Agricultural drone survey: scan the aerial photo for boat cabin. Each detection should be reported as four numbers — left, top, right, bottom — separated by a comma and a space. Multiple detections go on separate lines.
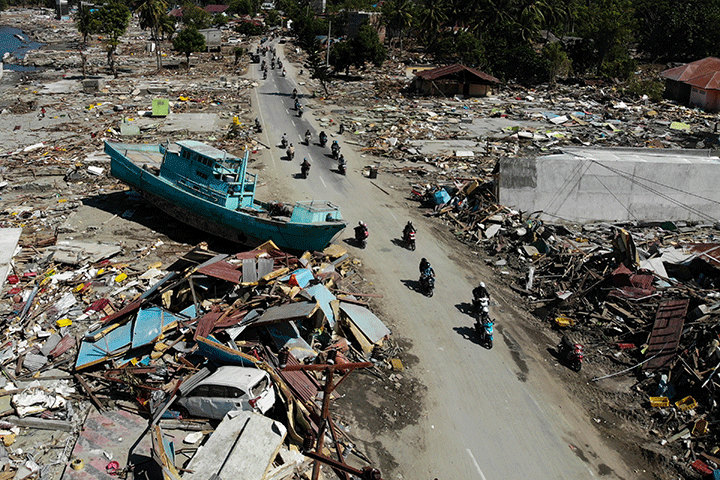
290, 201, 343, 223
160, 140, 257, 210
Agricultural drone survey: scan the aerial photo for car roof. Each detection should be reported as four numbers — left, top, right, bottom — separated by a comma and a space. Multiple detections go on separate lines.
197, 366, 267, 389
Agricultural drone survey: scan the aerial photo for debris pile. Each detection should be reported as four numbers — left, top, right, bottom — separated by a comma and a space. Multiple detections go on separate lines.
0, 235, 397, 479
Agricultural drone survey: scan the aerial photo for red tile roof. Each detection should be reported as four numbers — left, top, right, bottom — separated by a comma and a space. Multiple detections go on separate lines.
415, 63, 500, 84
660, 57, 720, 91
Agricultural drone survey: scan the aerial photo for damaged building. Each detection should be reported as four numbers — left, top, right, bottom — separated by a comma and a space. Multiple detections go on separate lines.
411, 64, 500, 98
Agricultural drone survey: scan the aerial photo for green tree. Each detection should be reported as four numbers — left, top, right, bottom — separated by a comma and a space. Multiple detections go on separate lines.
173, 26, 206, 66
75, 3, 95, 44
233, 46, 246, 65
542, 41, 570, 85
182, 4, 211, 29
93, 1, 131, 77
329, 40, 354, 75
350, 21, 386, 70
574, 0, 635, 76
417, 0, 447, 49
227, 0, 258, 15
159, 14, 176, 40
306, 40, 331, 95
266, 10, 281, 26
382, 0, 414, 51
136, 0, 169, 71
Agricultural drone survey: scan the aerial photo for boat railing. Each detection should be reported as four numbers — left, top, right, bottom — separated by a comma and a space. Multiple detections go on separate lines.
176, 176, 227, 204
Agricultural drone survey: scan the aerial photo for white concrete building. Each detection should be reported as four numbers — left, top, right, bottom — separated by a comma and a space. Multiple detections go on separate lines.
499, 147, 720, 223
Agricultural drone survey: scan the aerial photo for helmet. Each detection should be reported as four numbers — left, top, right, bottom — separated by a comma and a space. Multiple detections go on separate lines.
479, 282, 486, 288
421, 257, 427, 263
358, 221, 363, 226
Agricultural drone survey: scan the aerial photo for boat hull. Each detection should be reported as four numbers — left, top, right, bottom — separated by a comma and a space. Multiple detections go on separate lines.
105, 142, 346, 252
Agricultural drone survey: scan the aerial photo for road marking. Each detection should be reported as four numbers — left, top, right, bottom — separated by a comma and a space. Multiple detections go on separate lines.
319, 176, 326, 187
466, 449, 487, 480
389, 210, 397, 221
253, 87, 274, 169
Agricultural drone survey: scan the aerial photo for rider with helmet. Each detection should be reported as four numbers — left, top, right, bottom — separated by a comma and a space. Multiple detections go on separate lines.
473, 282, 489, 301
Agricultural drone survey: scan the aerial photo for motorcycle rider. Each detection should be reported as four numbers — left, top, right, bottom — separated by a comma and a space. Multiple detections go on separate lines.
301, 158, 311, 177
319, 130, 327, 147
304, 129, 312, 145
339, 123, 345, 134
281, 133, 288, 148
254, 117, 262, 132
472, 282, 489, 302
403, 221, 415, 241
294, 99, 300, 110
331, 140, 340, 159
298, 105, 304, 118
282, 68, 286, 77
292, 88, 297, 99
355, 221, 369, 244
263, 70, 267, 79
287, 143, 295, 160
338, 154, 347, 173
419, 258, 434, 278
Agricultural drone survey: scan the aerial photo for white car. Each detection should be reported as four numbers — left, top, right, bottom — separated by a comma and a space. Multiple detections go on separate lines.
175, 366, 275, 420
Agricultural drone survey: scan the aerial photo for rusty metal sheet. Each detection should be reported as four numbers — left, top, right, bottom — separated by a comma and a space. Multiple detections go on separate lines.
198, 260, 242, 283
644, 299, 689, 372
194, 309, 224, 340
686, 243, 720, 267
415, 63, 500, 83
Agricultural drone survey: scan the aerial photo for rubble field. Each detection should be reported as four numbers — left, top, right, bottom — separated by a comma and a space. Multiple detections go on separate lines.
1, 6, 720, 479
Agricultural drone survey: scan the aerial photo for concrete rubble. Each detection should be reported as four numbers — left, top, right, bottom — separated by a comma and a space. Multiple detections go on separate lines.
3, 4, 720, 478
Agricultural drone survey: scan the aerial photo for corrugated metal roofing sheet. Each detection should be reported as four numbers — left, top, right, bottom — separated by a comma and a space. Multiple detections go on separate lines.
660, 57, 720, 91
339, 302, 391, 344
198, 260, 242, 283
643, 299, 689, 372
415, 63, 500, 83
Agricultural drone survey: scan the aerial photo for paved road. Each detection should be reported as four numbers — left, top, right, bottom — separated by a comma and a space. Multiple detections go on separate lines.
252, 40, 633, 480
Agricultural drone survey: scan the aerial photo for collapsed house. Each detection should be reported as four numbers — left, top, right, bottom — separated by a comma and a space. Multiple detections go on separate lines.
411, 64, 500, 98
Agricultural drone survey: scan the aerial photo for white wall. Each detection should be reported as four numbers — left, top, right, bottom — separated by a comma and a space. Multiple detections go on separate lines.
499, 148, 720, 223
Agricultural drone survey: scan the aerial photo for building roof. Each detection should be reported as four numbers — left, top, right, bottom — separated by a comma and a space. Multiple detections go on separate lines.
205, 4, 229, 13
660, 57, 720, 91
415, 64, 500, 84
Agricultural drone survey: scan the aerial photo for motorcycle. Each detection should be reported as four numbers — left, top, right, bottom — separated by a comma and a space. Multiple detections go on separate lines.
286, 147, 294, 160
403, 229, 416, 251
255, 119, 262, 133
339, 123, 345, 134
298, 107, 303, 118
282, 69, 286, 77
338, 158, 347, 175
558, 336, 584, 372
331, 145, 340, 161
473, 296, 494, 349
263, 71, 267, 79
301, 161, 310, 179
419, 273, 435, 297
319, 134, 327, 148
281, 137, 288, 149
294, 100, 300, 111
304, 133, 312, 145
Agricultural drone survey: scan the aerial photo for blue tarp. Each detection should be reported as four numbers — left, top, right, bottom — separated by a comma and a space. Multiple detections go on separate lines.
433, 189, 451, 205
76, 322, 134, 369
304, 284, 337, 328
279, 268, 314, 288
132, 304, 196, 348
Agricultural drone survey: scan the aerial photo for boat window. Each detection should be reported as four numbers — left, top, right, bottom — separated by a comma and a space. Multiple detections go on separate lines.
181, 150, 190, 159
196, 171, 208, 179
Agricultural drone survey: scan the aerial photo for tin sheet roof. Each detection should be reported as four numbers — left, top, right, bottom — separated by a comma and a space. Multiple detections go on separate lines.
660, 57, 720, 91
644, 299, 689, 372
415, 63, 500, 84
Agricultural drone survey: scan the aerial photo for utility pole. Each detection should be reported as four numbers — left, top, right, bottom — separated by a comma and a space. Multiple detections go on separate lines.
326, 20, 331, 66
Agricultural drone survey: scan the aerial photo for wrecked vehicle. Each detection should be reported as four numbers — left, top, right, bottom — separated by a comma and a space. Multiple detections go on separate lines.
174, 366, 276, 420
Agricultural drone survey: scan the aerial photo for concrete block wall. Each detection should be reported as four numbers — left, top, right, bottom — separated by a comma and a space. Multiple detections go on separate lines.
499, 148, 720, 223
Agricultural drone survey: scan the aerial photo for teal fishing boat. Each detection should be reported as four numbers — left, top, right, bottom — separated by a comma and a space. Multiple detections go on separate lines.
104, 140, 346, 252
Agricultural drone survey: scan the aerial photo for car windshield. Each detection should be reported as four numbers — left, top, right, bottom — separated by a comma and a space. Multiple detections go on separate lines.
251, 375, 269, 397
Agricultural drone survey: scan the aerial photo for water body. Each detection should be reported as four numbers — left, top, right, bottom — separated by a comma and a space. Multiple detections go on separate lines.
0, 25, 43, 71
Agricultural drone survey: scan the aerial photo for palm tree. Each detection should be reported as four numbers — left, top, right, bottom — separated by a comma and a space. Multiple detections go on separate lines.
137, 0, 169, 71
382, 0, 414, 52
418, 0, 447, 49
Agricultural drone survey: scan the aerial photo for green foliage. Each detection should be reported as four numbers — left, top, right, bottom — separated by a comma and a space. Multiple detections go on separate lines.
159, 14, 176, 40
93, 1, 131, 76
227, 0, 259, 16
265, 10, 281, 27
235, 21, 263, 36
634, 0, 720, 62
621, 76, 665, 103
213, 14, 228, 27
136, 0, 168, 70
233, 46, 246, 65
574, 0, 636, 76
487, 40, 549, 85
382, 0, 415, 50
329, 40, 353, 75
542, 42, 570, 85
0, 0, 6, 10
350, 21, 386, 69
74, 3, 95, 44
306, 41, 331, 95
182, 4, 211, 29
428, 31, 484, 66
173, 26, 206, 65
